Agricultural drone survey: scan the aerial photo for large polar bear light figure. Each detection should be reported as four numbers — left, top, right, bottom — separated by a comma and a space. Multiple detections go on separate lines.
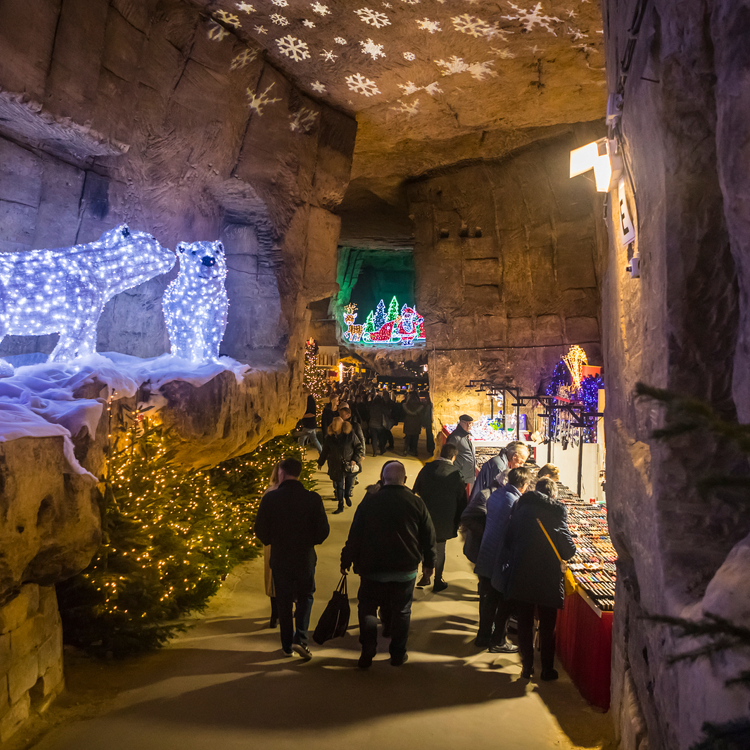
0, 224, 175, 362
162, 240, 228, 363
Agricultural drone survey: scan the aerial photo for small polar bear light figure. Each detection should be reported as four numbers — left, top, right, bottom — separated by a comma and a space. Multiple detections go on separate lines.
162, 240, 229, 363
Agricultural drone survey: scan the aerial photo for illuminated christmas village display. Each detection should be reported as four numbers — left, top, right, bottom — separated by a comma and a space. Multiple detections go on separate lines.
342, 298, 425, 347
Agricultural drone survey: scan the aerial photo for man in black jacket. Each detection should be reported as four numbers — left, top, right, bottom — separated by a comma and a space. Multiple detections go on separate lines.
446, 414, 477, 489
412, 443, 466, 592
341, 461, 436, 668
254, 457, 330, 659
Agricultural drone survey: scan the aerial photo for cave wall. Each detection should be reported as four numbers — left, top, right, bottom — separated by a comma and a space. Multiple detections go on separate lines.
0, 0, 355, 370
601, 1, 750, 748
407, 128, 604, 427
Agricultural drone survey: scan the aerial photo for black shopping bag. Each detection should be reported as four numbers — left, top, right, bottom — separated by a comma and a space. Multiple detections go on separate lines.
313, 574, 350, 645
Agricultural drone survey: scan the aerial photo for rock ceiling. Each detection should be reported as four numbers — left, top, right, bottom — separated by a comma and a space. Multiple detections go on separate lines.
198, 0, 606, 199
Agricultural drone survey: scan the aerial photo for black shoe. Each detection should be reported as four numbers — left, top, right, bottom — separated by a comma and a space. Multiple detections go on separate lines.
269, 614, 278, 629
390, 653, 408, 667
416, 575, 431, 588
489, 641, 519, 654
333, 505, 344, 514
474, 636, 491, 649
292, 643, 313, 661
345, 496, 352, 507
521, 666, 534, 679
432, 580, 448, 593
358, 651, 375, 669
540, 668, 559, 681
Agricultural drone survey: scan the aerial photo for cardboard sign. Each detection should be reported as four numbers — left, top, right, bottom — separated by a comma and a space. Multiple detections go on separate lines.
617, 177, 636, 247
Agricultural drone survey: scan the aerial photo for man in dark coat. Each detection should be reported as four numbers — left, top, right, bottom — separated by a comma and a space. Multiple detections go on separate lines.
468, 440, 530, 504
321, 392, 339, 436
446, 414, 477, 489
412, 443, 466, 592
473, 466, 531, 651
254, 457, 330, 660
341, 461, 436, 668
496, 477, 576, 680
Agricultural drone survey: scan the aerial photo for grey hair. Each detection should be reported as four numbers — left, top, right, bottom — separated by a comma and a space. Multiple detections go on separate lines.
506, 441, 530, 458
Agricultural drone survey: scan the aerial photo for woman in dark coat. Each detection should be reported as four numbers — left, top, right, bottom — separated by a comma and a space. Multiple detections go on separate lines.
318, 416, 364, 514
495, 477, 576, 681
367, 394, 388, 456
402, 393, 424, 456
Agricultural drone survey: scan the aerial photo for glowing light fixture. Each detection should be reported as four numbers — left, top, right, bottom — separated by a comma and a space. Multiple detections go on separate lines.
570, 138, 622, 192
163, 241, 228, 363
0, 225, 175, 366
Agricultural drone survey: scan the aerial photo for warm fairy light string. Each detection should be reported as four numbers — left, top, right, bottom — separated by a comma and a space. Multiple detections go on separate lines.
304, 339, 330, 417
563, 344, 588, 391
163, 241, 229, 363
0, 224, 175, 364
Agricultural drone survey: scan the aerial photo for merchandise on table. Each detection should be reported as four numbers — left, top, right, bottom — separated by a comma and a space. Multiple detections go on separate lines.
528, 464, 616, 613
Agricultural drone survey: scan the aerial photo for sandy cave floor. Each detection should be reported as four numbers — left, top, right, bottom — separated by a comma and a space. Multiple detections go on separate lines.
13, 430, 615, 750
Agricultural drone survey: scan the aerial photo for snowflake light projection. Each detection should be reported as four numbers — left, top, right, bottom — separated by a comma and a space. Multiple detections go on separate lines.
311, 80, 327, 93
207, 21, 231, 41
302, 19, 316, 28
246, 82, 281, 115
276, 35, 310, 61
451, 14, 494, 38
311, 2, 330, 15
230, 48, 259, 70
270, 13, 289, 26
349, 296, 425, 347
345, 73, 381, 96
289, 107, 319, 132
391, 99, 420, 117
334, 37, 348, 45
398, 80, 441, 96
320, 49, 338, 61
360, 39, 386, 60
271, 0, 288, 6
215, 10, 241, 28
237, 2, 255, 12
354, 7, 391, 28
416, 18, 442, 33
255, 25, 267, 33
0, 225, 175, 363
503, 2, 563, 35
163, 241, 228, 363
435, 56, 497, 81
403, 51, 415, 60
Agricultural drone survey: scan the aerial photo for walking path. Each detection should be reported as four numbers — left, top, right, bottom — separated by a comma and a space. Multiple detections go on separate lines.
28, 436, 614, 750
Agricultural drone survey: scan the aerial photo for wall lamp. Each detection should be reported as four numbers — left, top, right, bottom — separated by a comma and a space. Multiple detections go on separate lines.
570, 138, 622, 192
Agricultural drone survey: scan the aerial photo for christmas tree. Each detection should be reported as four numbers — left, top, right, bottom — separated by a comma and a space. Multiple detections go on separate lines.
362, 311, 375, 340
386, 296, 399, 322
56, 415, 316, 658
373, 299, 387, 331
303, 338, 328, 417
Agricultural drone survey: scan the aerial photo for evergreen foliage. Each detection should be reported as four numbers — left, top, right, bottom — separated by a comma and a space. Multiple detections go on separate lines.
386, 296, 399, 322
362, 311, 375, 336
57, 417, 316, 658
373, 299, 387, 330
636, 383, 750, 748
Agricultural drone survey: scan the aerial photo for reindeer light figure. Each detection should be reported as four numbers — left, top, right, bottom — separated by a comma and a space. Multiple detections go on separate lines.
342, 303, 363, 342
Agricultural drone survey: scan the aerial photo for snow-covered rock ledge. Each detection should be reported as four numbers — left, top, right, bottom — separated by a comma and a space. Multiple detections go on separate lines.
0, 352, 302, 601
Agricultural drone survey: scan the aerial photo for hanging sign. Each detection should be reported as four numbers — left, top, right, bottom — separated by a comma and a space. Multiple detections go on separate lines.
617, 177, 636, 247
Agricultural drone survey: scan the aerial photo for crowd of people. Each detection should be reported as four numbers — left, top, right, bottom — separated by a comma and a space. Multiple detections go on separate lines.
299, 381, 435, 513
255, 394, 577, 680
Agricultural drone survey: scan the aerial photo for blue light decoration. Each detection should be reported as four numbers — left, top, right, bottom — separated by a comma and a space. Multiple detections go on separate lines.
342, 297, 425, 347
545, 349, 604, 442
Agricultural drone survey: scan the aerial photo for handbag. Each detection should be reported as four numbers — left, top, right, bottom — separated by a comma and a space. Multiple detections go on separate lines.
537, 519, 578, 597
312, 574, 350, 644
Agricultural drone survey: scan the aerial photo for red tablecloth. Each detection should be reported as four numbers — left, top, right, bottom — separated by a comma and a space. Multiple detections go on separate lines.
556, 590, 613, 710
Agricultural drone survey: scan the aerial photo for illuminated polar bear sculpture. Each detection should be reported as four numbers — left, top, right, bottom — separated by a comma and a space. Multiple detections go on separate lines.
0, 224, 175, 363
162, 240, 228, 363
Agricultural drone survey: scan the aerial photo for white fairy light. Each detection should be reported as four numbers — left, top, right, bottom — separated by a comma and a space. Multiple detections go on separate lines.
0, 224, 175, 363
162, 241, 229, 363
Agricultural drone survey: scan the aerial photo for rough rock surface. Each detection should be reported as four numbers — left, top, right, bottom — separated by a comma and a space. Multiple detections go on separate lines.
0, 585, 64, 743
407, 127, 603, 426
601, 1, 750, 747
0, 438, 100, 600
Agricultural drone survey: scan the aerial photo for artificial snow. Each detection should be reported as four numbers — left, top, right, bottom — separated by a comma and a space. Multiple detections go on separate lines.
0, 352, 250, 478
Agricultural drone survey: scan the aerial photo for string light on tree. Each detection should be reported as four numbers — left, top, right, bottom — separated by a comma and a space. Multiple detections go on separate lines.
0, 224, 174, 370
303, 339, 329, 417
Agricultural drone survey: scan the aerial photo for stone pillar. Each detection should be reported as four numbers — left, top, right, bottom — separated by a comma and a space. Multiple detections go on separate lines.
0, 585, 63, 742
